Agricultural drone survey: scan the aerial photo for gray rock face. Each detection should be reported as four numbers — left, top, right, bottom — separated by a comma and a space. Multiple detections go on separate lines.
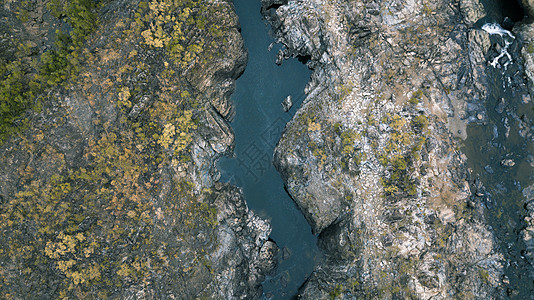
515, 16, 534, 286
522, 184, 534, 270
0, 0, 275, 298
519, 22, 534, 103
209, 183, 276, 299
263, 0, 506, 298
522, 0, 534, 21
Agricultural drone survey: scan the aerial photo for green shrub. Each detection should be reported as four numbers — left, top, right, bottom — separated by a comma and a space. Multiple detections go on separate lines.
39, 31, 72, 85
41, 0, 99, 81
411, 115, 428, 133
62, 0, 99, 46
330, 284, 343, 299
0, 0, 99, 143
0, 42, 40, 142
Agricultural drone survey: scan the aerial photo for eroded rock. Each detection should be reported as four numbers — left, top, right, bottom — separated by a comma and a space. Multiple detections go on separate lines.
264, 0, 506, 298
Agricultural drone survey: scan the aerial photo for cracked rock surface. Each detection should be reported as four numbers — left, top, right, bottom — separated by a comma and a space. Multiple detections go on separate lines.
263, 0, 508, 298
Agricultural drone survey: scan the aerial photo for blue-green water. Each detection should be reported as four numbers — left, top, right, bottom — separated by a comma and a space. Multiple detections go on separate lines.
462, 72, 534, 298
461, 21, 534, 297
219, 1, 534, 298
217, 0, 320, 298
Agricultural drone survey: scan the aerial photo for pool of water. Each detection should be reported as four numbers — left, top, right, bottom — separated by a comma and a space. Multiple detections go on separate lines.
217, 0, 320, 298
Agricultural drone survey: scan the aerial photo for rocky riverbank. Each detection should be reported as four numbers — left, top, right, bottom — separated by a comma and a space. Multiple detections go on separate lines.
262, 0, 514, 298
0, 0, 276, 298
517, 5, 534, 288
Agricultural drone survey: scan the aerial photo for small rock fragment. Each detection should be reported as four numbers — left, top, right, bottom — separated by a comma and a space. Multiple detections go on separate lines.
282, 95, 293, 112
501, 159, 515, 167
495, 97, 506, 114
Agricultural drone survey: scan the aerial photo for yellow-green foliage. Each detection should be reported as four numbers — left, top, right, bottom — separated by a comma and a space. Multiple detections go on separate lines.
408, 90, 423, 105
40, 0, 99, 84
478, 267, 490, 283
0, 0, 99, 143
0, 123, 217, 296
39, 30, 77, 85
47, 0, 99, 47
337, 82, 354, 103
41, 0, 99, 83
0, 0, 229, 297
0, 41, 40, 142
411, 115, 428, 132
376, 112, 430, 197
332, 124, 365, 173
341, 128, 359, 155
310, 141, 327, 167
0, 130, 154, 292
118, 86, 131, 107
371, 250, 421, 299
308, 119, 321, 131
128, 0, 227, 69
157, 110, 197, 155
330, 284, 344, 299
422, 2, 433, 16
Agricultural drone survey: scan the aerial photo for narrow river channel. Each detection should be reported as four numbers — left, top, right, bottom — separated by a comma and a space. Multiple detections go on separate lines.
219, 0, 534, 298
463, 0, 534, 296
217, 0, 320, 298
462, 50, 534, 298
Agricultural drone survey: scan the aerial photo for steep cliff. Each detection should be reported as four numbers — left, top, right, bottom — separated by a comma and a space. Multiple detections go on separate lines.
0, 0, 276, 298
263, 0, 508, 298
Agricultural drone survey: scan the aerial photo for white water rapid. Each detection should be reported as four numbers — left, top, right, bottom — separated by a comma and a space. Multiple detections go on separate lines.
482, 23, 515, 69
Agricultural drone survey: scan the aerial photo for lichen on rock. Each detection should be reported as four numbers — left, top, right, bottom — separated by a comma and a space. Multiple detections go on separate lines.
264, 0, 506, 298
0, 0, 274, 298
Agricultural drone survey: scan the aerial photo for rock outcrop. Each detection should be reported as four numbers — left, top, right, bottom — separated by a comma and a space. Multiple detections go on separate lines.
0, 0, 275, 298
522, 184, 534, 271
516, 5, 534, 286
263, 0, 507, 298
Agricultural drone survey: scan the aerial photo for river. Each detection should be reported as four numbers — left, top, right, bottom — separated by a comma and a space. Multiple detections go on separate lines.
219, 0, 534, 298
463, 0, 534, 296
217, 0, 320, 298
462, 52, 534, 297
